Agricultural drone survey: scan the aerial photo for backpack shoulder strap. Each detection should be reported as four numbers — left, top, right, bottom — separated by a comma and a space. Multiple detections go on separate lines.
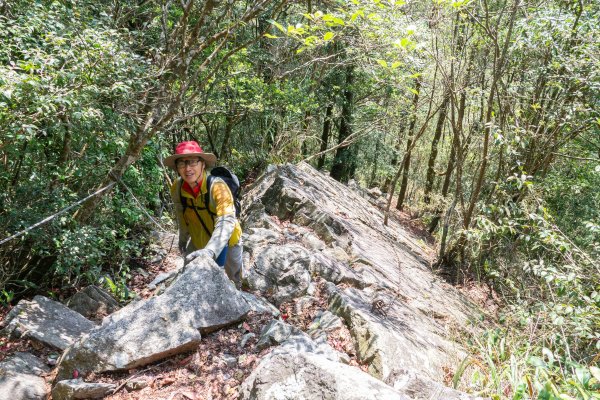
176, 177, 188, 214
205, 175, 216, 216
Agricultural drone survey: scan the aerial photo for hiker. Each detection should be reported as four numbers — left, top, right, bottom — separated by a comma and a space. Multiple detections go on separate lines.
165, 141, 243, 287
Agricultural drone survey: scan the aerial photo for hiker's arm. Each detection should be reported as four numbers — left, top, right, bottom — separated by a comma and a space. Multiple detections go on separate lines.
203, 181, 236, 258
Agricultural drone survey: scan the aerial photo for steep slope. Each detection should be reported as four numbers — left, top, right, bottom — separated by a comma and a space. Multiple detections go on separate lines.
240, 162, 485, 396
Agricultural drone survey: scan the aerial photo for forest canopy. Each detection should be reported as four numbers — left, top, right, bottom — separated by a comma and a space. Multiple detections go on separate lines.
0, 0, 598, 398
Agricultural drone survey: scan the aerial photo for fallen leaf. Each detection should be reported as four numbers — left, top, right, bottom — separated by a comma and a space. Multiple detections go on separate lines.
180, 390, 196, 399
160, 376, 176, 387
179, 354, 194, 365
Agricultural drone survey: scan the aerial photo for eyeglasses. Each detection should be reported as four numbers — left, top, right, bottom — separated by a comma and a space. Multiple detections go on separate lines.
176, 159, 202, 169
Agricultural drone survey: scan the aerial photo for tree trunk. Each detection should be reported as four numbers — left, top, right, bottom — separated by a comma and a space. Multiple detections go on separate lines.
317, 102, 333, 170
330, 65, 355, 183
301, 110, 311, 158
369, 136, 381, 187
424, 93, 449, 204
463, 0, 519, 230
220, 95, 239, 162
11, 141, 28, 188
429, 58, 472, 232
396, 77, 421, 210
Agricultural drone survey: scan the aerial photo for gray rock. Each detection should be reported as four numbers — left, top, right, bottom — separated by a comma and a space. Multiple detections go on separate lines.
390, 368, 489, 400
242, 162, 483, 389
146, 267, 182, 290
125, 378, 148, 391
367, 187, 383, 198
301, 231, 325, 251
0, 352, 49, 376
240, 291, 280, 317
247, 244, 312, 305
310, 253, 364, 286
243, 227, 283, 256
242, 202, 282, 232
66, 285, 119, 319
256, 320, 344, 363
0, 352, 49, 400
240, 332, 256, 348
329, 288, 467, 383
240, 352, 408, 400
55, 260, 250, 381
307, 311, 343, 335
272, 333, 346, 364
1, 295, 95, 350
255, 319, 300, 351
221, 354, 238, 368
52, 379, 115, 400
0, 372, 47, 400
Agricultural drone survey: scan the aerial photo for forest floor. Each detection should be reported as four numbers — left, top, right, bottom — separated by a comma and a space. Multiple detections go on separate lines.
0, 202, 499, 399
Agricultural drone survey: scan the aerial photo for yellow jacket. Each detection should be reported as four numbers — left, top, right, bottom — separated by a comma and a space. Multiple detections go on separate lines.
170, 172, 242, 251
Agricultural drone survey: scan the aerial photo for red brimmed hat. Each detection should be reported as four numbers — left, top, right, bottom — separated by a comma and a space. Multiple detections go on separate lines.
164, 141, 217, 169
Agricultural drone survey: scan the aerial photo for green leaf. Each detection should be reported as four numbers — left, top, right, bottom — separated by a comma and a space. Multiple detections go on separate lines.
542, 347, 554, 364
263, 33, 279, 39
558, 395, 576, 400
391, 61, 402, 69
269, 20, 286, 33
452, 356, 473, 388
528, 356, 546, 368
323, 32, 334, 41
590, 366, 600, 382
377, 59, 388, 68
350, 9, 365, 21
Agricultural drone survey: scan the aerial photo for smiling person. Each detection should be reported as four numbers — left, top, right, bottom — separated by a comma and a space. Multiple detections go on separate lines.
165, 141, 243, 287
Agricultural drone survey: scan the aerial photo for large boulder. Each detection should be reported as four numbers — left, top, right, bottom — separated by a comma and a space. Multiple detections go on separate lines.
329, 287, 467, 384
66, 285, 119, 319
255, 319, 345, 363
241, 163, 484, 395
240, 352, 409, 400
52, 379, 116, 400
54, 260, 250, 381
246, 244, 312, 305
1, 295, 95, 350
390, 368, 488, 400
0, 352, 50, 400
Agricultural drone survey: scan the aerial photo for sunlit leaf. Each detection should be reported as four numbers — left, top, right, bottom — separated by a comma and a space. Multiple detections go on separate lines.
269, 20, 286, 33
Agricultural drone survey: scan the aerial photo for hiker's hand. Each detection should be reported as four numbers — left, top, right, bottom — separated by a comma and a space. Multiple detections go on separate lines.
185, 249, 215, 263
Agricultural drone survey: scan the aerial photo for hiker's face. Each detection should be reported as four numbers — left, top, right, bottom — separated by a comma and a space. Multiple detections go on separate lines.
177, 157, 204, 187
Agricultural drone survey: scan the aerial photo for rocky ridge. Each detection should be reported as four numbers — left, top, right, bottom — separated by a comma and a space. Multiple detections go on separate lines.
0, 162, 487, 399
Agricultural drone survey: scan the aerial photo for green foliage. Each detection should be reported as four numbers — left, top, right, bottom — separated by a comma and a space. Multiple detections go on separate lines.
450, 172, 599, 398
457, 325, 600, 399
0, 1, 158, 295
